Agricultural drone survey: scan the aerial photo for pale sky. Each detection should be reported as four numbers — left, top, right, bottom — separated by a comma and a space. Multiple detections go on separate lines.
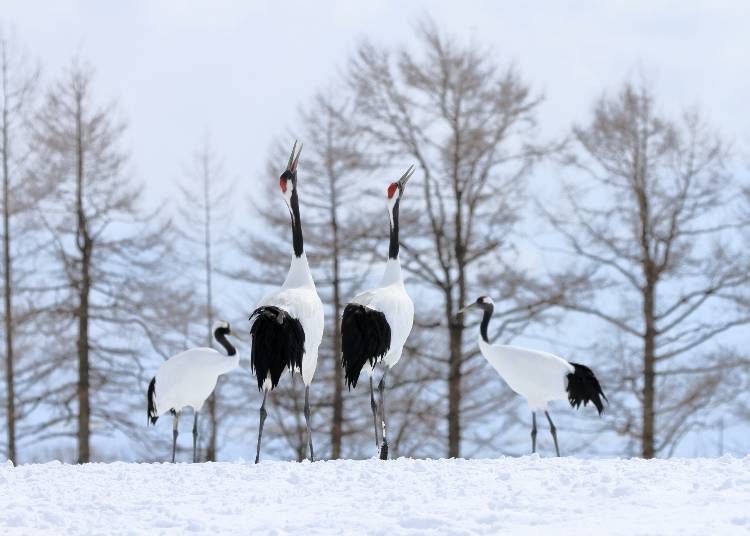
3, 0, 749, 203
4, 0, 749, 458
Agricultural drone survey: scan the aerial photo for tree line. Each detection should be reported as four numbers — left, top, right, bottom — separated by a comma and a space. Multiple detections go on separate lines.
1, 20, 748, 464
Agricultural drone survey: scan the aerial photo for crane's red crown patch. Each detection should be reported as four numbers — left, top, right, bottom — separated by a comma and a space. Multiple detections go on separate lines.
387, 183, 398, 199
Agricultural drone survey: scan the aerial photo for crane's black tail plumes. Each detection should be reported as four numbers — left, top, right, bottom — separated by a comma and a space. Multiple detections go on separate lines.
566, 363, 607, 415
250, 306, 305, 391
341, 304, 391, 389
147, 377, 158, 425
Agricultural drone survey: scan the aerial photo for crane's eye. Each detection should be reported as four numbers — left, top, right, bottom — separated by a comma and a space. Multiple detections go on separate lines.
387, 183, 398, 199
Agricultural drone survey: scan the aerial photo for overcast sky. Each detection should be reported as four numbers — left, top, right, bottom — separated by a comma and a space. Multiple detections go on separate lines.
4, 1, 749, 457
3, 0, 749, 202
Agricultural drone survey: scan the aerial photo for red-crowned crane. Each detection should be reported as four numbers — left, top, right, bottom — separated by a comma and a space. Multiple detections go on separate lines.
249, 141, 324, 464
459, 295, 607, 456
147, 320, 239, 463
341, 166, 415, 460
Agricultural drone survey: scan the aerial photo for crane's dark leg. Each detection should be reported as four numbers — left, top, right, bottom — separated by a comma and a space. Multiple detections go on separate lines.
545, 411, 560, 457
370, 375, 379, 447
378, 370, 389, 460
192, 411, 199, 463
255, 390, 268, 464
304, 385, 314, 462
171, 411, 179, 463
531, 412, 537, 454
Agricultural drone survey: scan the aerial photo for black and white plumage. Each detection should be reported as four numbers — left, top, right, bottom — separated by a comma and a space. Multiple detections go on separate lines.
147, 320, 239, 463
341, 304, 390, 388
341, 166, 415, 459
250, 306, 305, 390
249, 141, 324, 464
459, 296, 607, 456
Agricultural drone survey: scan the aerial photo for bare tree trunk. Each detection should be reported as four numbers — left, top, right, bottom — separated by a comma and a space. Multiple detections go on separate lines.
1, 49, 16, 464
447, 163, 468, 459
637, 139, 657, 459
329, 187, 343, 459
204, 158, 217, 462
75, 92, 91, 464
642, 282, 656, 458
447, 252, 467, 458
447, 307, 462, 458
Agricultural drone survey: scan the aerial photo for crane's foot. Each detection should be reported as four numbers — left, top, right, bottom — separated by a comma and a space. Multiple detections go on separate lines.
379, 439, 389, 460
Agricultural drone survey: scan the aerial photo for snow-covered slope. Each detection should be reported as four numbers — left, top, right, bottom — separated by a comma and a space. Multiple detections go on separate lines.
2, 456, 749, 535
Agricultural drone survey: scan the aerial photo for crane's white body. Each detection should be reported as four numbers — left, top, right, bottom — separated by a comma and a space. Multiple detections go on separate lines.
352, 258, 414, 371
256, 253, 324, 386
152, 347, 239, 416
478, 339, 574, 411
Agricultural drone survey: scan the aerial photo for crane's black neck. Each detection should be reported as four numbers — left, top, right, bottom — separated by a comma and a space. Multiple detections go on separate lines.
480, 304, 493, 343
289, 189, 304, 258
389, 198, 400, 259
214, 327, 236, 356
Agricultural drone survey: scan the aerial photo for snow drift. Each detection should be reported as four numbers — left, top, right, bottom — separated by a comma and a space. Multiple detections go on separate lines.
1, 456, 749, 534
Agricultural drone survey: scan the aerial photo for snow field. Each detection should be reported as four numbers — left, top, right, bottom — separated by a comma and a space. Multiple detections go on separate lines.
1, 456, 749, 535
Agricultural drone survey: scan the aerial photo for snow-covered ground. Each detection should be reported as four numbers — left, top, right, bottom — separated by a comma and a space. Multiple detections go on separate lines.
2, 456, 749, 535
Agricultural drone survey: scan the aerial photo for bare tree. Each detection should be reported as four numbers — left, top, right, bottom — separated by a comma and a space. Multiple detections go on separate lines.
546, 81, 750, 458
0, 27, 39, 464
345, 21, 563, 457
175, 137, 234, 461
30, 59, 180, 462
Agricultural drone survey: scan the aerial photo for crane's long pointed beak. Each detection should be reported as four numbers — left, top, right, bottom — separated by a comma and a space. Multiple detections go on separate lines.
397, 164, 415, 189
287, 140, 303, 173
286, 140, 302, 173
286, 140, 297, 170
457, 303, 475, 314
292, 143, 302, 172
